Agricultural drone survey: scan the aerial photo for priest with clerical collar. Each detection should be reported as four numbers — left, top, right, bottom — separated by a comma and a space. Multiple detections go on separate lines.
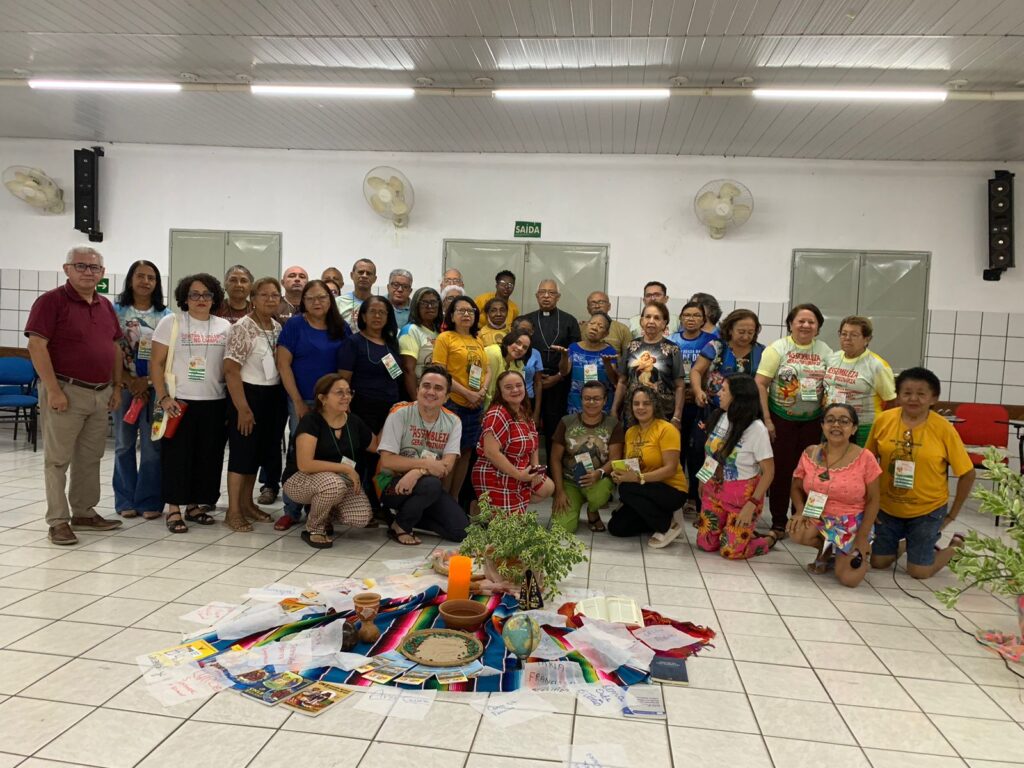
522, 279, 581, 457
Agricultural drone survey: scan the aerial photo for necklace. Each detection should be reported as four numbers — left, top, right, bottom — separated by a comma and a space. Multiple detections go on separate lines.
818, 443, 851, 481
536, 310, 561, 349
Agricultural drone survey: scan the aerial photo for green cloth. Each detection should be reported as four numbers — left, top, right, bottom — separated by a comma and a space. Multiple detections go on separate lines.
550, 477, 615, 534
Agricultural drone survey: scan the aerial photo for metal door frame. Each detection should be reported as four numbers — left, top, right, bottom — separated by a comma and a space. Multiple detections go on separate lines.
442, 238, 611, 294
168, 229, 284, 281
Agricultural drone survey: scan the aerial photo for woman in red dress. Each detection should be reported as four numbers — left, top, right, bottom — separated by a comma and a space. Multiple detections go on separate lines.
472, 370, 555, 513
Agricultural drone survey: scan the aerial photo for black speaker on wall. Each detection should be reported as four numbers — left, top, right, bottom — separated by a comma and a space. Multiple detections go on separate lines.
983, 169, 1013, 281
74, 146, 104, 242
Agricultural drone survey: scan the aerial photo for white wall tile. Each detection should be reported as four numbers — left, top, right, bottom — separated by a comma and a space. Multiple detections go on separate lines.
759, 325, 783, 346
1004, 337, 1024, 362
981, 312, 1008, 337
18, 270, 38, 290
17, 310, 29, 328
0, 268, 18, 289
1008, 313, 1024, 338
1003, 362, 1024, 386
0, 289, 18, 311
0, 330, 18, 347
1002, 385, 1024, 406
17, 291, 37, 311
979, 336, 1006, 360
758, 301, 784, 325
952, 335, 980, 359
977, 360, 1005, 385
975, 384, 1003, 404
718, 300, 736, 314
925, 357, 952, 380
36, 270, 59, 291
926, 334, 954, 357
928, 310, 956, 334
0, 309, 19, 331
949, 382, 976, 402
951, 358, 978, 383
954, 310, 982, 335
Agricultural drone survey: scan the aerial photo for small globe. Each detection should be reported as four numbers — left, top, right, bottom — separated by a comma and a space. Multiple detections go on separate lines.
502, 613, 541, 659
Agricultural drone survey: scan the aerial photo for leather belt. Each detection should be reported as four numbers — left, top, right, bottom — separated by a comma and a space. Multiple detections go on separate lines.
56, 374, 111, 391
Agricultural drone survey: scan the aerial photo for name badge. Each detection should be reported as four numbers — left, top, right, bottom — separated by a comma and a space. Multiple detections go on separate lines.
262, 353, 277, 380
340, 456, 357, 469
468, 364, 483, 390
381, 352, 403, 380
696, 456, 719, 484
894, 459, 915, 489
577, 453, 595, 472
419, 448, 437, 460
137, 337, 152, 360
187, 355, 206, 381
830, 389, 847, 404
583, 363, 599, 382
799, 377, 819, 402
803, 490, 828, 519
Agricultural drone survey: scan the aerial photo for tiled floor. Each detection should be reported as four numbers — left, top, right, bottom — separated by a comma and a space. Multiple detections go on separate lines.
1, 435, 1023, 768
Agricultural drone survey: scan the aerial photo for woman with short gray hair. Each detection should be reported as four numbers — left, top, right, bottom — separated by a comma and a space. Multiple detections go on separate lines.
217, 264, 254, 323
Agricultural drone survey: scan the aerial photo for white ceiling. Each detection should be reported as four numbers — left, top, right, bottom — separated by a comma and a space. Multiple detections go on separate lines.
2, 0, 1024, 159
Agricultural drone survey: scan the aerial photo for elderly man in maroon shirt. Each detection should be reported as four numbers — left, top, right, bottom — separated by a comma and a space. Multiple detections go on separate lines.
25, 246, 125, 545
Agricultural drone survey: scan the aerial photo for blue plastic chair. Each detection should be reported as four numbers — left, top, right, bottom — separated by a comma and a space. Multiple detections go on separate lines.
0, 357, 39, 451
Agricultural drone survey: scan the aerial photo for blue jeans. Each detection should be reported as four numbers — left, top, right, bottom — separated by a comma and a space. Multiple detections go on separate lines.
282, 398, 314, 520
112, 388, 163, 514
873, 506, 947, 566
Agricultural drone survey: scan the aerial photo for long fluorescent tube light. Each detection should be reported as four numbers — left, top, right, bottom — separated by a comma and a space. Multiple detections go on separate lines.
753, 88, 947, 102
494, 88, 671, 101
251, 85, 414, 98
28, 79, 182, 92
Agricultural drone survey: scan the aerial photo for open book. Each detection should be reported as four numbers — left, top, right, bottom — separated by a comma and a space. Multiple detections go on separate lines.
575, 595, 643, 625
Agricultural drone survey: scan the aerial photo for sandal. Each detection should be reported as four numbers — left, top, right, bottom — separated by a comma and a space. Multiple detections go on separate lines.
648, 521, 683, 549
587, 513, 606, 533
770, 527, 788, 541
301, 530, 333, 549
764, 530, 783, 550
184, 506, 216, 526
388, 526, 421, 546
243, 505, 273, 523
166, 512, 187, 534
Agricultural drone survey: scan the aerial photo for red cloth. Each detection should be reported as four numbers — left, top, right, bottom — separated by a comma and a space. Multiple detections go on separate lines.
24, 282, 122, 383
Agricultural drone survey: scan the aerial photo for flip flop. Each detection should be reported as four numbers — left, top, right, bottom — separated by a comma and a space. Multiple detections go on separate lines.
388, 527, 421, 546
301, 530, 333, 549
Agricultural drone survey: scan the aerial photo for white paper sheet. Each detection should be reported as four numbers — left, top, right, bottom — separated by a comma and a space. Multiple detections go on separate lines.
332, 652, 371, 671
320, 592, 355, 614
178, 602, 241, 625
530, 632, 569, 661
388, 689, 437, 720
214, 603, 291, 641
353, 685, 401, 715
470, 689, 554, 727
522, 661, 588, 692
523, 609, 568, 627
218, 636, 314, 674
575, 684, 637, 716
245, 582, 305, 601
561, 743, 633, 768
632, 624, 692, 652
382, 556, 429, 571
144, 663, 234, 706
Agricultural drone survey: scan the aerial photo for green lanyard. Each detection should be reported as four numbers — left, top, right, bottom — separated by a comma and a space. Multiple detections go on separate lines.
328, 419, 358, 462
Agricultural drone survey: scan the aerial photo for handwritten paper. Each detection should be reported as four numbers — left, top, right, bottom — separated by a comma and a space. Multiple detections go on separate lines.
524, 609, 568, 627
320, 592, 355, 614
561, 743, 632, 768
308, 577, 363, 594
632, 624, 693, 652
353, 685, 401, 715
523, 661, 588, 692
470, 689, 555, 727
214, 603, 290, 641
530, 632, 569, 661
179, 602, 241, 625
389, 688, 437, 720
218, 636, 314, 674
245, 582, 306, 601
382, 556, 429, 572
575, 685, 637, 716
144, 663, 233, 706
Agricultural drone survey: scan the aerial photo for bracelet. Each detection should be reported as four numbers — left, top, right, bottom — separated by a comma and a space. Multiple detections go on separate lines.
639, 472, 646, 485
671, 416, 681, 423
597, 468, 606, 478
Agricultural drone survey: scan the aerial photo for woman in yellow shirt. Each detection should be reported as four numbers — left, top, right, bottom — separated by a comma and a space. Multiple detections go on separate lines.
608, 386, 688, 548
866, 367, 974, 580
432, 296, 490, 500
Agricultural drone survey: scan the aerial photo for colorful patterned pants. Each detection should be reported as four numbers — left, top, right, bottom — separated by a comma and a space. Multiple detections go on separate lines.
697, 477, 773, 559
283, 472, 372, 536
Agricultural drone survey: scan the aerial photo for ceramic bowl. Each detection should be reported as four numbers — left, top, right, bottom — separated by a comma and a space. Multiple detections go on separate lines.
439, 599, 491, 632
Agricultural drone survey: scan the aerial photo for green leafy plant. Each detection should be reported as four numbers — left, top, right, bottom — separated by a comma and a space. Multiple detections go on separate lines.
459, 494, 588, 600
936, 447, 1024, 609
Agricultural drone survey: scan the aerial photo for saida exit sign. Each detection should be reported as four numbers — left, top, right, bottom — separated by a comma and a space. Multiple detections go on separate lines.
514, 221, 541, 238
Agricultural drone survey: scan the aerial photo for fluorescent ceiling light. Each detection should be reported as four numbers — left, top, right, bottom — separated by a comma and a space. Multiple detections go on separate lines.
28, 79, 182, 92
251, 84, 414, 98
753, 88, 947, 102
494, 88, 671, 101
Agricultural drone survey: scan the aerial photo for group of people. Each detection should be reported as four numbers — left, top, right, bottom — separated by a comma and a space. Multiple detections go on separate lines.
28, 247, 976, 584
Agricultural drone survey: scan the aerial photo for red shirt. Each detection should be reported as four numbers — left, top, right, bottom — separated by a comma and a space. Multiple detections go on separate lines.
24, 282, 122, 384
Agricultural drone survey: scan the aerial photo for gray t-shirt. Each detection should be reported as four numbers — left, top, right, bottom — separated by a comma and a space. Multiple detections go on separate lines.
378, 401, 462, 459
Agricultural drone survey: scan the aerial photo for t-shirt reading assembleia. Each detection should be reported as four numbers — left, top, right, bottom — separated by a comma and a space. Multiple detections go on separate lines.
377, 401, 462, 459
756, 336, 833, 421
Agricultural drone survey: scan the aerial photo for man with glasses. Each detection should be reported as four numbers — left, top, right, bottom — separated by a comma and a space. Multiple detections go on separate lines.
579, 291, 632, 358
387, 269, 414, 327
474, 270, 518, 331
338, 258, 377, 331
25, 247, 124, 545
278, 265, 308, 323
440, 268, 464, 291
629, 281, 677, 337
522, 279, 582, 458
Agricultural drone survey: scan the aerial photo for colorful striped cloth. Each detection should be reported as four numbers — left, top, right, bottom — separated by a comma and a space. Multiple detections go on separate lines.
199, 585, 648, 692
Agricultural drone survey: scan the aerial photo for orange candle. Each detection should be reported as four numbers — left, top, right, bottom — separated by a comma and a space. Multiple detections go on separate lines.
446, 555, 472, 601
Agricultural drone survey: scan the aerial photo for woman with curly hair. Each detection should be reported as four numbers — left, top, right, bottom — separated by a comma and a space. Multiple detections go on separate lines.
150, 273, 231, 533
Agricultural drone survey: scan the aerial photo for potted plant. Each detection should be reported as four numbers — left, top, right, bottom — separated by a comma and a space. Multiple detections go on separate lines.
459, 494, 587, 600
936, 447, 1024, 639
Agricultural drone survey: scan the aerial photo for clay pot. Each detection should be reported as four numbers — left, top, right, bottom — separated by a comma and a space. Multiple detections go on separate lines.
439, 599, 491, 632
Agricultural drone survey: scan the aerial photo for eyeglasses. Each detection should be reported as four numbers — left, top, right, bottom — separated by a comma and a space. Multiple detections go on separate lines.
332, 389, 353, 398
681, 312, 704, 320
442, 277, 463, 286
497, 280, 515, 288
389, 282, 412, 291
188, 291, 214, 301
823, 417, 853, 426
365, 308, 388, 317
589, 299, 610, 306
304, 294, 331, 303
839, 332, 863, 339
454, 307, 475, 315
70, 263, 104, 274
582, 395, 605, 403
419, 300, 439, 308
256, 293, 281, 301
537, 290, 559, 296
644, 293, 665, 300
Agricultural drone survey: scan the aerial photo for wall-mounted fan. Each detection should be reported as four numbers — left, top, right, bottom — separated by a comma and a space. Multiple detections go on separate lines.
363, 166, 414, 227
694, 179, 753, 239
3, 166, 65, 213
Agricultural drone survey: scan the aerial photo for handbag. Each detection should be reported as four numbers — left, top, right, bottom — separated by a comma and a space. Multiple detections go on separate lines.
150, 313, 180, 441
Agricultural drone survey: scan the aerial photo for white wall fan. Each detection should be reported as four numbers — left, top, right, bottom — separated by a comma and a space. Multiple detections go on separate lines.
694, 179, 753, 239
363, 166, 414, 227
3, 166, 65, 213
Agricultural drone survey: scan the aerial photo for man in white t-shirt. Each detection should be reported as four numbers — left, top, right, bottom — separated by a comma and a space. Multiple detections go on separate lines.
377, 364, 469, 543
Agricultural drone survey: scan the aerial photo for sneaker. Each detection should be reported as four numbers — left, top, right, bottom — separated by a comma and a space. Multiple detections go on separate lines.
258, 486, 278, 505
48, 523, 78, 545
